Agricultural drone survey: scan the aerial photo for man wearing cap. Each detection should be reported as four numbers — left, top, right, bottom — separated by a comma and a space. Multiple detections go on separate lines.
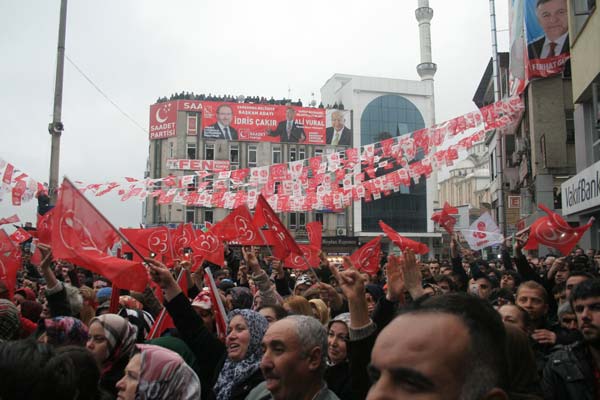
294, 274, 313, 296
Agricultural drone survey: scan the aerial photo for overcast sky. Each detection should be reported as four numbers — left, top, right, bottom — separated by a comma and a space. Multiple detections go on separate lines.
0, 0, 509, 229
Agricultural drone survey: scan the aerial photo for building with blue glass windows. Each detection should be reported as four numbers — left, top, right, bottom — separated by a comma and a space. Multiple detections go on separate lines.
320, 73, 441, 252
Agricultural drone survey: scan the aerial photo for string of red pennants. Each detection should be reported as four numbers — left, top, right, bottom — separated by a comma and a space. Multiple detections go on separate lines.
0, 97, 524, 212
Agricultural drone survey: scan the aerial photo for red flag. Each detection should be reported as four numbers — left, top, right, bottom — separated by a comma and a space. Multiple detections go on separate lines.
146, 271, 188, 340
51, 178, 148, 292
121, 226, 173, 262
524, 204, 594, 256
431, 202, 459, 234
204, 268, 227, 342
0, 215, 20, 225
379, 220, 429, 255
253, 195, 303, 260
171, 223, 196, 258
36, 210, 54, 246
284, 244, 320, 270
0, 229, 20, 298
9, 227, 32, 244
306, 221, 322, 249
190, 230, 224, 268
212, 205, 264, 245
350, 236, 382, 275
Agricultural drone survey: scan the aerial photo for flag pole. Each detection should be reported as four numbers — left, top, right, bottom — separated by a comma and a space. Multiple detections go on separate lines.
62, 176, 147, 261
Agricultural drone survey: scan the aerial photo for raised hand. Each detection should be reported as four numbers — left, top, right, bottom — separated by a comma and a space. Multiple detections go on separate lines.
401, 249, 424, 300
146, 258, 180, 301
385, 254, 405, 302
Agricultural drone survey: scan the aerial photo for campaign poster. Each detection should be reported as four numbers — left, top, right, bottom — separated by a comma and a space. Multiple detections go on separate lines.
201, 101, 326, 144
325, 109, 353, 147
149, 101, 177, 140
524, 0, 570, 79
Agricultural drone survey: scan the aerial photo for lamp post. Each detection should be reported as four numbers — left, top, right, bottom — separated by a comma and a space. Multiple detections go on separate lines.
48, 0, 68, 203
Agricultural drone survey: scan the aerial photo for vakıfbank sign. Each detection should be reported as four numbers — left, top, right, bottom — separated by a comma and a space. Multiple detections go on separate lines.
562, 161, 600, 216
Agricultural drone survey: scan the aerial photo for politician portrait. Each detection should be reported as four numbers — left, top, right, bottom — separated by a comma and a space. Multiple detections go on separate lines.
269, 107, 306, 143
527, 0, 569, 60
203, 104, 239, 140
325, 110, 352, 146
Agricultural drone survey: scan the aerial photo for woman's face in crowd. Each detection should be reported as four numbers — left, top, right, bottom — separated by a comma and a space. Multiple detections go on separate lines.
328, 322, 349, 365
86, 321, 110, 366
259, 307, 278, 326
226, 315, 251, 362
115, 353, 141, 400
365, 293, 376, 315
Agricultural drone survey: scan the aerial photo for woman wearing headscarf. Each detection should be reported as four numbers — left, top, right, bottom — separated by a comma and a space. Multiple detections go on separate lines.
86, 314, 138, 397
325, 312, 353, 400
116, 344, 201, 400
37, 316, 89, 347
214, 308, 269, 400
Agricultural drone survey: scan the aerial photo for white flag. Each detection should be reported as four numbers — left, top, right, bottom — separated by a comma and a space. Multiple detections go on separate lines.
460, 213, 504, 251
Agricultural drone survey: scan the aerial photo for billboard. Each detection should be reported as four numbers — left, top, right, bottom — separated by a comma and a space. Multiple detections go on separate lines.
524, 0, 570, 79
149, 100, 353, 147
201, 101, 327, 144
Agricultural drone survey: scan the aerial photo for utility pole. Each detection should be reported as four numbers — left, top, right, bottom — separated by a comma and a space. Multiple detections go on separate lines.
48, 0, 68, 203
489, 0, 505, 235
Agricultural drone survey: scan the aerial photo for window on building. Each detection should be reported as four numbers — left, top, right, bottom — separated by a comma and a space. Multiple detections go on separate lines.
289, 213, 297, 230
185, 208, 195, 223
566, 109, 575, 144
289, 147, 297, 162
204, 209, 213, 224
169, 142, 174, 158
299, 147, 306, 160
187, 113, 198, 136
299, 213, 306, 228
315, 212, 324, 225
248, 145, 258, 168
336, 213, 345, 228
205, 143, 215, 160
187, 143, 197, 159
489, 149, 496, 179
272, 146, 281, 164
230, 143, 239, 167
314, 148, 323, 157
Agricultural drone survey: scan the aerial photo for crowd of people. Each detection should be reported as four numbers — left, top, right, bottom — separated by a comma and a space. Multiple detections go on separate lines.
1, 228, 600, 400
155, 91, 347, 110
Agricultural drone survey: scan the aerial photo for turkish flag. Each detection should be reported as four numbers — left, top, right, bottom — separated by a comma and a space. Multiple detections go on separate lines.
306, 221, 322, 249
120, 226, 173, 262
51, 178, 148, 292
212, 205, 264, 245
350, 236, 382, 275
190, 230, 224, 269
0, 214, 20, 225
283, 244, 320, 270
36, 210, 54, 246
431, 202, 458, 234
379, 220, 429, 255
524, 204, 594, 256
253, 195, 303, 260
0, 229, 20, 298
9, 227, 32, 244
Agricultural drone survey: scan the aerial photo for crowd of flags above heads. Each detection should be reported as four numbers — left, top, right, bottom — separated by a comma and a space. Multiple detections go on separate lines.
431, 201, 594, 255
0, 96, 525, 212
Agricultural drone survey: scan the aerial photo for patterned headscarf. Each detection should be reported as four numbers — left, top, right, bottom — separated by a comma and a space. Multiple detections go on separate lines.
213, 309, 269, 400
40, 316, 89, 347
134, 344, 201, 400
0, 299, 20, 342
118, 308, 154, 343
90, 314, 138, 375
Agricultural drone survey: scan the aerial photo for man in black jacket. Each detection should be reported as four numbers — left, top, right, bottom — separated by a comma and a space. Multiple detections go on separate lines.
542, 279, 600, 400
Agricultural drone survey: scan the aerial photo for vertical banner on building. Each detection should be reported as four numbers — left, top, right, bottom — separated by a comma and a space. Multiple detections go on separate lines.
509, 0, 528, 95
201, 101, 326, 144
325, 110, 353, 147
524, 0, 570, 79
